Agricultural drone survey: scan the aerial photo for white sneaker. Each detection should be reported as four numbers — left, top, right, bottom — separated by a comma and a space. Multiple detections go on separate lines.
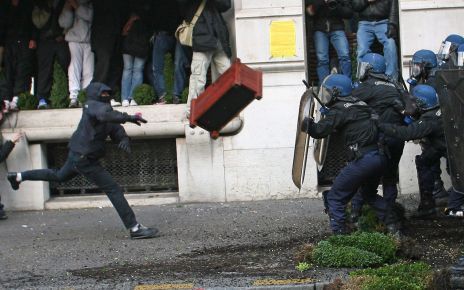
122, 100, 130, 107
130, 99, 138, 106
9, 97, 19, 111
110, 99, 121, 107
3, 100, 10, 113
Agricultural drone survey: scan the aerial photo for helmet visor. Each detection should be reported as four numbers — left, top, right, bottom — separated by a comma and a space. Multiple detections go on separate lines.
356, 61, 371, 80
438, 41, 453, 61
409, 61, 424, 78
318, 84, 333, 106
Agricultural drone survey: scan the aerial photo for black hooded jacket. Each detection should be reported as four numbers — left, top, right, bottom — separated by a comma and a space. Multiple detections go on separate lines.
177, 0, 231, 57
306, 0, 353, 33
305, 96, 379, 158
68, 83, 131, 159
352, 0, 397, 24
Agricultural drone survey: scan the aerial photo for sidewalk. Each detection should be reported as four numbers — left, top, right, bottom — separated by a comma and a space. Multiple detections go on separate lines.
0, 198, 334, 289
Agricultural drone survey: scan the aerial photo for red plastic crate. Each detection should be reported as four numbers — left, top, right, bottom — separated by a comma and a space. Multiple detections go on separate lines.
189, 58, 263, 138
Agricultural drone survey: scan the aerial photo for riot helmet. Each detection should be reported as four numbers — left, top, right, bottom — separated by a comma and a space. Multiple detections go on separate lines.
407, 49, 438, 86
438, 34, 464, 62
318, 74, 353, 106
356, 53, 386, 81
412, 84, 439, 111
457, 44, 464, 67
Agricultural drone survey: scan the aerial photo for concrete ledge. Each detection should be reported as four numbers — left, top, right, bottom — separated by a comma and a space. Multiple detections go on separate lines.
1, 105, 243, 141
45, 192, 179, 210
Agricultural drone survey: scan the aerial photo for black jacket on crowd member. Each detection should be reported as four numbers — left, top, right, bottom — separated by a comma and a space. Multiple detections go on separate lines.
177, 0, 231, 58
91, 0, 128, 43
122, 0, 153, 59
305, 0, 353, 33
2, 0, 36, 42
379, 108, 447, 161
152, 0, 182, 35
32, 0, 66, 41
352, 0, 396, 25
69, 82, 132, 159
304, 96, 379, 160
353, 73, 404, 125
0, 0, 7, 46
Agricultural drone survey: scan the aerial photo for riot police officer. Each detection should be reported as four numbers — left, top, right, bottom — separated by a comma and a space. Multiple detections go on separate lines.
407, 49, 438, 89
6, 82, 158, 239
378, 85, 446, 217
437, 34, 464, 68
350, 53, 405, 221
301, 74, 398, 234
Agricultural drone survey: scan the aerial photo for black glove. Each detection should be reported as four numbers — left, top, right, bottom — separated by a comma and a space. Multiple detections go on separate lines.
386, 23, 397, 39
127, 114, 147, 126
118, 138, 131, 154
301, 117, 314, 133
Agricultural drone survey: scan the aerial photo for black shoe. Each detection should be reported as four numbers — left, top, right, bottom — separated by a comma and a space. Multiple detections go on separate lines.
433, 182, 448, 199
7, 172, 19, 190
0, 210, 7, 220
130, 224, 159, 239
411, 207, 436, 218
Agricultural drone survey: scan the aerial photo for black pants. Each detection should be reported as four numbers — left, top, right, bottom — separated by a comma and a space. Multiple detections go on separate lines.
3, 39, 34, 101
36, 39, 70, 100
22, 151, 137, 229
92, 36, 122, 90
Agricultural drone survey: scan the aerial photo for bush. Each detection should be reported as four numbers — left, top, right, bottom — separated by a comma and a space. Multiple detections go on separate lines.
311, 241, 383, 268
159, 53, 188, 104
77, 90, 86, 104
133, 83, 155, 105
17, 92, 38, 110
350, 262, 432, 290
49, 61, 69, 108
327, 232, 397, 262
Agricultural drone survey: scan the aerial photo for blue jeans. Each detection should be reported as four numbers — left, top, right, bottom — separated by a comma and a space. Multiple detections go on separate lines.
327, 150, 388, 233
121, 54, 145, 101
314, 30, 351, 82
357, 20, 398, 80
152, 33, 189, 98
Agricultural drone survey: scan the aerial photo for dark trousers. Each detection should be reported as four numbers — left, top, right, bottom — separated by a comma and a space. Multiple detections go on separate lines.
92, 36, 122, 90
3, 39, 34, 100
351, 138, 405, 211
415, 153, 441, 207
327, 150, 388, 233
448, 189, 464, 210
36, 39, 70, 100
22, 151, 137, 229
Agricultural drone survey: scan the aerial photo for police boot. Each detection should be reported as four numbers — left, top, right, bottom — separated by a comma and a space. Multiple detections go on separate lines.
0, 207, 7, 220
433, 179, 449, 199
413, 191, 436, 218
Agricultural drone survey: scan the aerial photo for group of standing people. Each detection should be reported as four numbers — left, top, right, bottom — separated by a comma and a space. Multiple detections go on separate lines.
0, 0, 232, 117
305, 0, 399, 84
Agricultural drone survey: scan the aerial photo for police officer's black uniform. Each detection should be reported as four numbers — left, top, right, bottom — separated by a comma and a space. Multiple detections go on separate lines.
303, 96, 393, 234
379, 107, 446, 214
350, 73, 405, 213
7, 83, 156, 238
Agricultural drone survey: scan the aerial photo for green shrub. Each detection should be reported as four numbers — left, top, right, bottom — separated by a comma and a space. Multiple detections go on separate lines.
17, 92, 38, 110
311, 241, 383, 268
77, 90, 86, 104
327, 232, 396, 262
50, 61, 69, 108
133, 83, 155, 105
350, 262, 432, 290
160, 53, 188, 104
295, 262, 311, 272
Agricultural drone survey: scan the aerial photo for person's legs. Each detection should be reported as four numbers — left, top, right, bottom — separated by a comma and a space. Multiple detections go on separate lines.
173, 41, 190, 102
121, 54, 135, 102
356, 21, 375, 63
152, 34, 175, 101
75, 158, 137, 229
3, 41, 17, 102
211, 49, 231, 81
374, 20, 398, 80
93, 37, 116, 84
128, 57, 145, 101
0, 196, 7, 220
56, 40, 71, 79
186, 51, 213, 116
13, 40, 33, 97
36, 40, 56, 103
415, 153, 437, 216
81, 43, 94, 90
382, 138, 405, 206
330, 30, 352, 78
68, 42, 84, 99
313, 31, 330, 83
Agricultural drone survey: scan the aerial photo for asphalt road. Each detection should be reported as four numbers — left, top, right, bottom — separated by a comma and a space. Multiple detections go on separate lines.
0, 198, 337, 289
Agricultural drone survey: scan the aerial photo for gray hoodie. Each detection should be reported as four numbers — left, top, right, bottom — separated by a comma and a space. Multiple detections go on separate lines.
58, 0, 93, 43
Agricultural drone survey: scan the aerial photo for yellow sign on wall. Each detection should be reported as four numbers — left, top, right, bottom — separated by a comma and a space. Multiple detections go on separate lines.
270, 20, 296, 58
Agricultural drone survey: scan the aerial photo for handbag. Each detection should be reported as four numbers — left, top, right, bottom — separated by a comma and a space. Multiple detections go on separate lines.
175, 0, 207, 47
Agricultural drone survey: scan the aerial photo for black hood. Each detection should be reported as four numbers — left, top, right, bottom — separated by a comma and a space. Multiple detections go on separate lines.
85, 82, 112, 102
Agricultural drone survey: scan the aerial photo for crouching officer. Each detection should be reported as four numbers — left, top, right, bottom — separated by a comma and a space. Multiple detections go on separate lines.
6, 82, 158, 239
350, 53, 406, 221
301, 74, 398, 234
378, 85, 446, 217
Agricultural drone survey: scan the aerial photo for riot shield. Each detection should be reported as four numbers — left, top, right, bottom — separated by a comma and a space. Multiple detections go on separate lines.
435, 69, 464, 193
292, 87, 316, 189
